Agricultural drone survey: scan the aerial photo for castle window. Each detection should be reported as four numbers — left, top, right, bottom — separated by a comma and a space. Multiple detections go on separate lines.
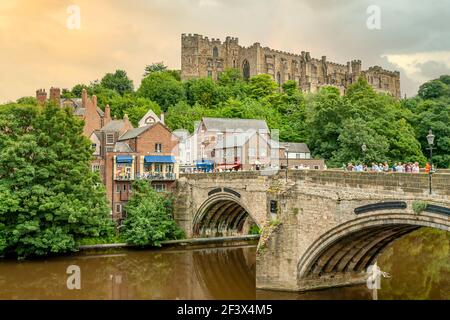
242, 60, 250, 81
233, 60, 236, 68
207, 70, 213, 78
213, 47, 219, 59
277, 72, 281, 86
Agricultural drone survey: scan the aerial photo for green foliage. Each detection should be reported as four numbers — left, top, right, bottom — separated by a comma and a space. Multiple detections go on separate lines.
121, 180, 184, 246
105, 94, 162, 127
16, 97, 37, 105
248, 74, 278, 98
137, 72, 185, 111
0, 103, 114, 258
405, 76, 450, 168
100, 70, 134, 96
248, 224, 261, 235
418, 80, 448, 100
143, 62, 168, 77
412, 201, 428, 215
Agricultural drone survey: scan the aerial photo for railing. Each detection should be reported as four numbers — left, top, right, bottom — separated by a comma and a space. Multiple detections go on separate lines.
114, 175, 134, 181
138, 173, 177, 181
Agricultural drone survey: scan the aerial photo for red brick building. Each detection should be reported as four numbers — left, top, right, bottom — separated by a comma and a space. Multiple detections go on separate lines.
35, 87, 180, 222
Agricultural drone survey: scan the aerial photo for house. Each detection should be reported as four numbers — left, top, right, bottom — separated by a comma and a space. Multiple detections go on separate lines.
279, 142, 325, 170
105, 120, 180, 221
36, 87, 110, 137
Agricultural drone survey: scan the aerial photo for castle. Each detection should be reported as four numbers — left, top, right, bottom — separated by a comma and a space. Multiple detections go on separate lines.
181, 34, 401, 98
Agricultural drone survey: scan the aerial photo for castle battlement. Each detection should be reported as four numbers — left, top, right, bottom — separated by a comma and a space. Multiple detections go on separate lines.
181, 33, 401, 99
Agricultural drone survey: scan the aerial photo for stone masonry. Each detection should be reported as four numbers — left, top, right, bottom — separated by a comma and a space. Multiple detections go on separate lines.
174, 170, 450, 291
181, 34, 401, 98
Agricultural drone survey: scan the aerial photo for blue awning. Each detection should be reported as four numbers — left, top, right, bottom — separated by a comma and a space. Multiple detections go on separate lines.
144, 155, 176, 163
116, 155, 133, 163
195, 160, 214, 165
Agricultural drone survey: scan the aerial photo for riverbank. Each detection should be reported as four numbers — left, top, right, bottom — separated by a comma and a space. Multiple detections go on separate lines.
78, 234, 260, 251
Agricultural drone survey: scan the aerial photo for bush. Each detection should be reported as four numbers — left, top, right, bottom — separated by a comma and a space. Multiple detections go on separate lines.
121, 180, 184, 246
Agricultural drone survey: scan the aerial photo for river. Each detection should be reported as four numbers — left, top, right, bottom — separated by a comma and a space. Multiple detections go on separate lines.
0, 228, 448, 300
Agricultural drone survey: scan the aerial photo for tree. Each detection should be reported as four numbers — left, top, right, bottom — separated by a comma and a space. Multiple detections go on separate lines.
0, 103, 114, 258
121, 180, 184, 246
418, 79, 448, 100
248, 74, 278, 98
16, 97, 37, 105
137, 72, 185, 111
100, 70, 134, 96
184, 78, 221, 107
331, 117, 390, 166
105, 94, 162, 127
143, 62, 167, 77
165, 101, 212, 133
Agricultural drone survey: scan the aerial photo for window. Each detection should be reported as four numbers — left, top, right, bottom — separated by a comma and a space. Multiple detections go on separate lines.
155, 143, 162, 153
213, 47, 219, 59
116, 184, 120, 193
314, 165, 319, 170
115, 204, 122, 213
91, 143, 97, 149
92, 164, 100, 172
106, 133, 114, 145
259, 147, 267, 157
106, 147, 114, 153
123, 184, 127, 191
207, 70, 212, 78
154, 184, 166, 192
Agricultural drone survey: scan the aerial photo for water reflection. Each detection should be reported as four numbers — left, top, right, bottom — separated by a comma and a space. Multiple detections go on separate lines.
0, 228, 448, 300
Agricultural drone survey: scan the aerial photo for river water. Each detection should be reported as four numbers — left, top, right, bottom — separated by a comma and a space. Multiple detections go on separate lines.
0, 228, 448, 300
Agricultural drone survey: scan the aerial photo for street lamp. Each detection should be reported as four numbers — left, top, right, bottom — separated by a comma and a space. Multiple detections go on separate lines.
361, 143, 367, 165
285, 143, 290, 182
426, 129, 435, 195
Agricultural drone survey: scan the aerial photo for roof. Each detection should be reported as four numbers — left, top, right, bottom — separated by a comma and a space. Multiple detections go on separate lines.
201, 117, 269, 132
114, 141, 133, 153
281, 142, 310, 153
100, 120, 127, 132
118, 124, 152, 140
60, 98, 104, 117
138, 109, 160, 127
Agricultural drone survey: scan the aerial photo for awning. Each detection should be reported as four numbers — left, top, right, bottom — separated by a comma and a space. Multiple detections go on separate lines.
195, 160, 214, 165
144, 155, 176, 163
116, 155, 133, 163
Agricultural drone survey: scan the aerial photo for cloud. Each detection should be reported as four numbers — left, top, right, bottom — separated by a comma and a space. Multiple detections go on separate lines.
0, 0, 449, 102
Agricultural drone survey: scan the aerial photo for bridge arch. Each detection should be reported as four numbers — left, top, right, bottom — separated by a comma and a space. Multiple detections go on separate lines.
193, 192, 259, 237
297, 212, 449, 286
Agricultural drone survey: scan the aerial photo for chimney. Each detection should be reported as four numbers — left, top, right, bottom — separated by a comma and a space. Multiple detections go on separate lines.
160, 113, 165, 124
49, 87, 61, 106
36, 89, 47, 106
104, 104, 111, 125
123, 113, 130, 126
81, 89, 88, 108
92, 95, 98, 108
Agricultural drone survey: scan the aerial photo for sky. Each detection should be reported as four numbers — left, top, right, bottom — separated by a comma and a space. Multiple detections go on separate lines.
1, 0, 450, 102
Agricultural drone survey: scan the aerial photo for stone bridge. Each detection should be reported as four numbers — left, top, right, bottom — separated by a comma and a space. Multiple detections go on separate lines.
174, 170, 450, 291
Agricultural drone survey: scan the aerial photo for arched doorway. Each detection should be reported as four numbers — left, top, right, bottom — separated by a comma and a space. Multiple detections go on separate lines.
242, 60, 250, 81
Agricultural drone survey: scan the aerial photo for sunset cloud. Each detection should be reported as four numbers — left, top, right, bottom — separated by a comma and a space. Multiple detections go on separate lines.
1, 0, 449, 102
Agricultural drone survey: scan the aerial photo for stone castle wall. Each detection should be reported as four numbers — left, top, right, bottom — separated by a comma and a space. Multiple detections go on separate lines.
181, 34, 401, 98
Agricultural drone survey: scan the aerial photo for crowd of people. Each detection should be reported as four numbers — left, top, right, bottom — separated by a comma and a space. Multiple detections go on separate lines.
344, 162, 426, 173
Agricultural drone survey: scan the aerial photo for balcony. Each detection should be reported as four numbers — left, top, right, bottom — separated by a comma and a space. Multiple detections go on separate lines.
139, 172, 177, 181
114, 174, 134, 181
